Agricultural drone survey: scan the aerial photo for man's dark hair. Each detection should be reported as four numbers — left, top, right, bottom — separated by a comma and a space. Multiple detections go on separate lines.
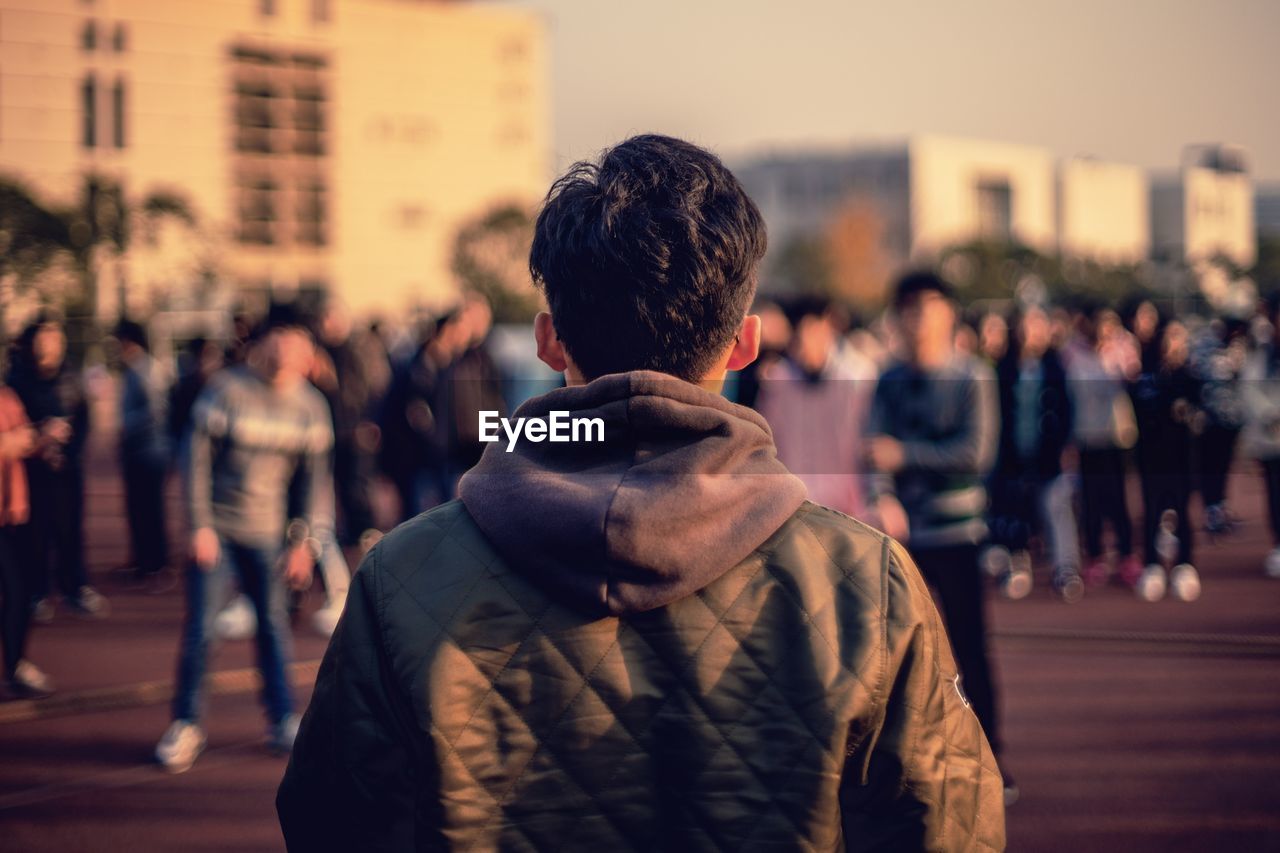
115, 319, 149, 352
530, 134, 766, 382
892, 270, 956, 311
778, 294, 831, 330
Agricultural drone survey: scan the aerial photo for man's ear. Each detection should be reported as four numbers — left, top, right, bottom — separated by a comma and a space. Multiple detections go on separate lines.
726, 314, 762, 371
534, 311, 568, 372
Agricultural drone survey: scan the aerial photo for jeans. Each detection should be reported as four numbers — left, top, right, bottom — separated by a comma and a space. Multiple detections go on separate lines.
1079, 447, 1133, 560
24, 463, 88, 602
0, 526, 31, 679
171, 539, 294, 725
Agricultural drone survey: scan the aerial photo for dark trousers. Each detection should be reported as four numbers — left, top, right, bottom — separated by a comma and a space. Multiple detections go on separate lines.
0, 526, 31, 678
334, 441, 375, 544
123, 457, 169, 576
1199, 423, 1240, 508
25, 464, 87, 602
171, 540, 294, 725
1263, 459, 1280, 545
913, 543, 1001, 755
1079, 447, 1133, 559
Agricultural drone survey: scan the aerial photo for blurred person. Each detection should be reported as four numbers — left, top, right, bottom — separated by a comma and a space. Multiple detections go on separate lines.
1064, 306, 1141, 589
434, 294, 507, 500
1129, 320, 1203, 602
978, 309, 1009, 365
865, 270, 1011, 804
313, 298, 390, 547
115, 319, 174, 590
0, 381, 53, 698
988, 305, 1081, 602
5, 314, 105, 621
1192, 317, 1249, 535
377, 312, 463, 521
168, 336, 225, 464
279, 135, 1005, 850
756, 294, 875, 518
1243, 293, 1280, 578
156, 303, 334, 773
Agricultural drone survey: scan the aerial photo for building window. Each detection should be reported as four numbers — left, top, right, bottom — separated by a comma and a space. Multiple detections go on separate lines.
112, 23, 127, 52
235, 81, 278, 153
976, 179, 1013, 243
260, 0, 276, 16
112, 78, 126, 148
81, 20, 97, 51
238, 178, 278, 245
312, 0, 330, 23
293, 85, 326, 156
81, 74, 97, 148
296, 180, 327, 246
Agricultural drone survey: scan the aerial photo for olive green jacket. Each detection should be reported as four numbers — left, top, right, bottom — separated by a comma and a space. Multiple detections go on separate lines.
278, 373, 1005, 851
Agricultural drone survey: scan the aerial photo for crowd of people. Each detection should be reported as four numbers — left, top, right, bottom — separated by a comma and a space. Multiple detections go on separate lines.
0, 268, 1278, 788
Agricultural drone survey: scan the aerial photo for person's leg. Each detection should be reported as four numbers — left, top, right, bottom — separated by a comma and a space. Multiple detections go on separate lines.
0, 526, 31, 679
1174, 468, 1194, 566
234, 543, 294, 724
123, 458, 146, 571
141, 462, 170, 576
170, 552, 233, 723
1265, 460, 1280, 545
1140, 451, 1162, 565
23, 467, 53, 604
317, 533, 350, 609
54, 467, 90, 600
1079, 450, 1104, 560
914, 544, 1000, 754
1041, 473, 1080, 573
1097, 448, 1132, 556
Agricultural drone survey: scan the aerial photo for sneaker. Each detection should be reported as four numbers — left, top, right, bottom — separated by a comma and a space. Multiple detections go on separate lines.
311, 604, 343, 638
8, 660, 54, 699
1136, 564, 1167, 602
1082, 558, 1108, 588
358, 528, 384, 555
68, 586, 110, 618
1205, 503, 1230, 535
1052, 568, 1084, 604
980, 545, 1012, 580
997, 761, 1019, 807
1117, 555, 1144, 589
214, 595, 257, 640
31, 597, 54, 624
267, 713, 300, 755
156, 720, 206, 774
1001, 551, 1033, 600
1265, 547, 1280, 579
1170, 563, 1201, 602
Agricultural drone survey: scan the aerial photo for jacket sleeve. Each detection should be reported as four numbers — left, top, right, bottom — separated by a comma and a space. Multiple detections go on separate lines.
840, 539, 1006, 851
277, 546, 424, 852
899, 365, 998, 476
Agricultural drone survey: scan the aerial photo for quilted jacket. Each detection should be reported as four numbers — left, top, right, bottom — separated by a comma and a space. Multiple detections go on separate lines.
278, 372, 1005, 852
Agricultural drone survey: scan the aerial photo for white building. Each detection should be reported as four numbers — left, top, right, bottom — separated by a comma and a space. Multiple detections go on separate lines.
1150, 145, 1255, 270
1057, 157, 1149, 264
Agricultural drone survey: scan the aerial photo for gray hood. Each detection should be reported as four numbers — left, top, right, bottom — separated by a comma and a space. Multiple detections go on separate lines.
458, 371, 807, 617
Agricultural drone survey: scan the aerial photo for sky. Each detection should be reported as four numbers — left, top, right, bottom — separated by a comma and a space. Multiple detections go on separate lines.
491, 0, 1280, 181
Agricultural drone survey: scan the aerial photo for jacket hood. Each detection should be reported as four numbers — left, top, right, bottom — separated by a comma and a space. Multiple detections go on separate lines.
458, 371, 807, 617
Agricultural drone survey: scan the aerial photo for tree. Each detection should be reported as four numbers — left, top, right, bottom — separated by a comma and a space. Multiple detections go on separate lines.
0, 178, 74, 350
451, 204, 542, 323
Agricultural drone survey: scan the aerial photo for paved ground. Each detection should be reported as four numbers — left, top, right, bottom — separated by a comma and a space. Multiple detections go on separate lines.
1, 419, 1278, 851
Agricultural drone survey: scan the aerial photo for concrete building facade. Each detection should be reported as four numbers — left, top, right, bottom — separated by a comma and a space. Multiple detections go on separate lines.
0, 0, 549, 318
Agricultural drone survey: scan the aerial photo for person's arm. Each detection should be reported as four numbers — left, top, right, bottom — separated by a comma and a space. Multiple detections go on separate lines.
898, 365, 998, 476
186, 384, 224, 538
277, 546, 424, 851
840, 539, 1006, 851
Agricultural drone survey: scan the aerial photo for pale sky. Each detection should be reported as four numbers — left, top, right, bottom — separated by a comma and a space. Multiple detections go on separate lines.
492, 0, 1280, 181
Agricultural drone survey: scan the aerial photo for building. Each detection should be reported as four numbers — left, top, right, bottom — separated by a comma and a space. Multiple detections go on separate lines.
0, 0, 549, 320
1057, 157, 1149, 264
738, 135, 1061, 282
1253, 183, 1280, 239
1150, 144, 1256, 270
